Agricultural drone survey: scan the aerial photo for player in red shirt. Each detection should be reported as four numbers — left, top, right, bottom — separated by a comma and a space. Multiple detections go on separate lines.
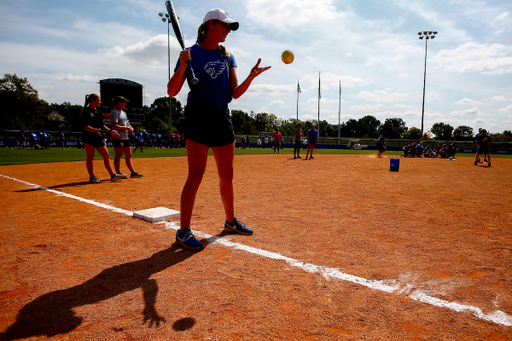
272, 128, 282, 154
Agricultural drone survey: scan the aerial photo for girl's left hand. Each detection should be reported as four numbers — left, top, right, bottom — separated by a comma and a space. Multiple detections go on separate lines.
250, 59, 271, 78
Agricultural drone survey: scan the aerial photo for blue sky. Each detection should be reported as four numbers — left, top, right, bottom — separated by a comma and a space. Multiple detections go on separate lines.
1, 0, 511, 134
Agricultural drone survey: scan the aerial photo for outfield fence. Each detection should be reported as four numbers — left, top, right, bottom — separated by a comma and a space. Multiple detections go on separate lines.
1, 130, 511, 154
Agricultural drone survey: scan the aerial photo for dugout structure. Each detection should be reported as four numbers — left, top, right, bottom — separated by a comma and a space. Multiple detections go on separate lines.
99, 78, 145, 126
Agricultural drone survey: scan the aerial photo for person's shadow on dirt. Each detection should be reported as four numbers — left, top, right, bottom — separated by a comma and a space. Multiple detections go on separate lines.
15, 180, 103, 193
0, 233, 222, 340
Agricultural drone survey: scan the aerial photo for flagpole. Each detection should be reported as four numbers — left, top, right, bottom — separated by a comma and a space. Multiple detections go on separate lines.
296, 79, 299, 122
338, 80, 341, 140
318, 71, 321, 138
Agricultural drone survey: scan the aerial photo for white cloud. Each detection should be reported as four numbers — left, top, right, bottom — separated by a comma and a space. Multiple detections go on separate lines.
498, 104, 512, 114
350, 104, 384, 112
455, 98, 483, 105
103, 34, 170, 67
55, 74, 98, 82
269, 99, 288, 107
432, 42, 512, 75
450, 108, 482, 116
355, 90, 409, 102
246, 0, 344, 29
492, 96, 508, 101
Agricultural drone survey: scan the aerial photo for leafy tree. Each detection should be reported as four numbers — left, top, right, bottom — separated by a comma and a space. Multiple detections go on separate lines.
379, 118, 407, 139
430, 122, 454, 140
490, 131, 512, 142
146, 96, 183, 132
358, 115, 381, 138
48, 101, 83, 132
146, 117, 168, 133
277, 118, 298, 137
252, 112, 271, 132
231, 109, 252, 134
402, 127, 422, 140
339, 119, 360, 137
453, 126, 474, 140
0, 73, 49, 129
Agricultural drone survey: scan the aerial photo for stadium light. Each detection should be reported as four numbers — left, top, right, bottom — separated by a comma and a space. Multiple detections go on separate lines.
418, 30, 438, 139
159, 12, 173, 133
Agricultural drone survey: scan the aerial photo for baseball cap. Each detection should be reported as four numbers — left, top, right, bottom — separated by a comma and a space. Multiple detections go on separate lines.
203, 9, 239, 31
113, 96, 129, 106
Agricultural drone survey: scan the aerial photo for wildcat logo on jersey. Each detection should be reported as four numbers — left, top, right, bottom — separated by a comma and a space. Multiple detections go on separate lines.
204, 60, 228, 79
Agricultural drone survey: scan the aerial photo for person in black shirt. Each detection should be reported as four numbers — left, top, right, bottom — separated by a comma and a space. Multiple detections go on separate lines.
81, 94, 122, 183
474, 129, 492, 167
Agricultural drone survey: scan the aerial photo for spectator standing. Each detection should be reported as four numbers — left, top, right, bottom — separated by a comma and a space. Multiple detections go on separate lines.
18, 130, 26, 149
474, 129, 492, 167
80, 93, 122, 183
448, 141, 458, 160
273, 128, 282, 154
110, 96, 143, 179
293, 123, 303, 159
305, 124, 318, 160
377, 134, 386, 158
59, 131, 65, 149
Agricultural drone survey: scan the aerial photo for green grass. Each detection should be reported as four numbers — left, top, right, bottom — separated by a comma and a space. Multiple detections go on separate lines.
0, 146, 509, 166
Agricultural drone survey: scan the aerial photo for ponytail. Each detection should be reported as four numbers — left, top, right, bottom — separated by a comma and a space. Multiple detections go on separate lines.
80, 93, 99, 116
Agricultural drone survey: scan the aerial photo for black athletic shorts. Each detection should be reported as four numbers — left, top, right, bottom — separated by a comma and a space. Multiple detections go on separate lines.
112, 139, 131, 148
309, 139, 317, 146
477, 145, 489, 154
184, 102, 235, 147
83, 133, 105, 148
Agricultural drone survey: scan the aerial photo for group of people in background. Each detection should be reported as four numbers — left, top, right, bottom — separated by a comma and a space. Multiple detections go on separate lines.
81, 94, 143, 183
474, 128, 491, 167
293, 123, 318, 160
401, 141, 459, 160
397, 127, 492, 166
16, 129, 57, 150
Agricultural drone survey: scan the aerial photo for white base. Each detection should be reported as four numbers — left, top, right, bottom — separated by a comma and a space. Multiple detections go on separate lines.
133, 207, 180, 223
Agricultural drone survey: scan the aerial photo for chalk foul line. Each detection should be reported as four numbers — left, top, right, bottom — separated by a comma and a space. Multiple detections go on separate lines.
2, 173, 511, 327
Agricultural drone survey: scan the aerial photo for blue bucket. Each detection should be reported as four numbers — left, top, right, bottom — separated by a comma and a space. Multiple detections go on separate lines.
390, 158, 400, 171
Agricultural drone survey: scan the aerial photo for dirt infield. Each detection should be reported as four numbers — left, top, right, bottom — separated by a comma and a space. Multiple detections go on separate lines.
0, 154, 511, 340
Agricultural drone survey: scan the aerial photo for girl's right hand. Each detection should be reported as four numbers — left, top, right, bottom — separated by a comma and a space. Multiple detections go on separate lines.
179, 49, 192, 66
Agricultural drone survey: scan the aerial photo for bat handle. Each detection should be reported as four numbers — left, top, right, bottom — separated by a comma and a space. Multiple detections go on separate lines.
186, 61, 199, 86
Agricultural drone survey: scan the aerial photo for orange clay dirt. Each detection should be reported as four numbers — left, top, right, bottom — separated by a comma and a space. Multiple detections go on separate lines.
0, 154, 511, 340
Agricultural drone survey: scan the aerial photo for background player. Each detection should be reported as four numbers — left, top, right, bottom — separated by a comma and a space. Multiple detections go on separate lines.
305, 124, 318, 160
293, 123, 303, 159
80, 94, 122, 183
110, 96, 143, 179
474, 129, 492, 167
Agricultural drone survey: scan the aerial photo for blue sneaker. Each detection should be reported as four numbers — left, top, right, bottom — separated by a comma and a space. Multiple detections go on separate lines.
224, 218, 253, 235
175, 228, 204, 250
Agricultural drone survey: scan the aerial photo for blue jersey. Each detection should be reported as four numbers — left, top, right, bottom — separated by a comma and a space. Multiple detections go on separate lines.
308, 129, 318, 140
175, 44, 237, 106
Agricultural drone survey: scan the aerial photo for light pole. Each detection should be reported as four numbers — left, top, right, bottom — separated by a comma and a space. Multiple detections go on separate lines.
159, 12, 173, 133
418, 30, 437, 140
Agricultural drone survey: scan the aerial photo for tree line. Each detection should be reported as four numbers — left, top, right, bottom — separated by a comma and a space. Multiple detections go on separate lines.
1, 73, 511, 142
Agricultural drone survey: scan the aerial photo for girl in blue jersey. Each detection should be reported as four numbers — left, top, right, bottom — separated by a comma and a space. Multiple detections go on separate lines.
167, 8, 270, 250
305, 124, 318, 160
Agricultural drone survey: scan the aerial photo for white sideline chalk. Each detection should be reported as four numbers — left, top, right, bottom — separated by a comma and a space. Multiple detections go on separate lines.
133, 207, 180, 222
